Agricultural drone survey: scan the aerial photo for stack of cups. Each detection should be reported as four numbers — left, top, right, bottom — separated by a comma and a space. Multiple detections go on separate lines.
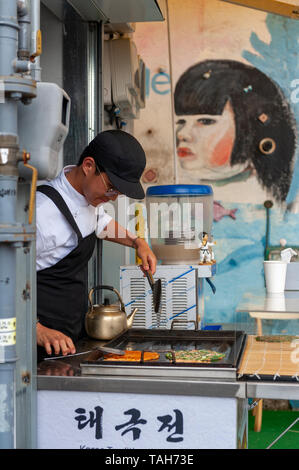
263, 260, 287, 294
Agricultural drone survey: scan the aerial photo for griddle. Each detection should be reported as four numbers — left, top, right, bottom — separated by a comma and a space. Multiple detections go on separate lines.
81, 328, 246, 380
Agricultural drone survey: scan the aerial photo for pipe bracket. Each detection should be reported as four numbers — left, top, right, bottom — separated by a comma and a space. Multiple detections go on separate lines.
1, 76, 36, 100
0, 224, 35, 242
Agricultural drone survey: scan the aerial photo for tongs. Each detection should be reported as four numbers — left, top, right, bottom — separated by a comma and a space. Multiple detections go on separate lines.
145, 269, 162, 313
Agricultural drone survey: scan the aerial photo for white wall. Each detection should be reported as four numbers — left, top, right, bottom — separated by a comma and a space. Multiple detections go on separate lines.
40, 4, 63, 87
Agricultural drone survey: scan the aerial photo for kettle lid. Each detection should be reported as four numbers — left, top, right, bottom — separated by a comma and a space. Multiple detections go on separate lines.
97, 302, 123, 313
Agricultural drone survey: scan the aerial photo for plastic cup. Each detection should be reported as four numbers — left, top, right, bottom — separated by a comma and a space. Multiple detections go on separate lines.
264, 261, 287, 294
264, 292, 286, 311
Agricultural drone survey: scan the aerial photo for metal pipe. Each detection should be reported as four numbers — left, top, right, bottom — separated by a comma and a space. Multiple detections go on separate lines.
0, 0, 37, 449
0, 1, 19, 76
0, 105, 18, 139
0, 364, 15, 448
0, 0, 20, 449
0, 0, 19, 142
17, 0, 30, 61
0, 176, 17, 223
30, 0, 41, 82
17, 0, 28, 16
0, 173, 18, 449
267, 417, 299, 449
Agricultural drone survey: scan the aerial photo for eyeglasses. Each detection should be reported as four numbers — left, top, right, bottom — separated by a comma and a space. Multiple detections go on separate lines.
96, 166, 120, 197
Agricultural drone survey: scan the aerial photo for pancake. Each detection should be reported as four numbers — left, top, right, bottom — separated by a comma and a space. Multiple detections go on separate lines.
165, 349, 225, 363
104, 350, 160, 362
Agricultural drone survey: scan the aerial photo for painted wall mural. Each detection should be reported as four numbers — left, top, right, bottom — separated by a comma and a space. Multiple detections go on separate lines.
174, 59, 296, 203
242, 14, 299, 209
133, 0, 299, 333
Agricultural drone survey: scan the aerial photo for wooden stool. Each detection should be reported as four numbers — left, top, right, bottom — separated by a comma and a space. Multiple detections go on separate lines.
252, 398, 263, 432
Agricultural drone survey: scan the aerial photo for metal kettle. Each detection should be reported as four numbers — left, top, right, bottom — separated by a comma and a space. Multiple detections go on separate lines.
85, 285, 138, 340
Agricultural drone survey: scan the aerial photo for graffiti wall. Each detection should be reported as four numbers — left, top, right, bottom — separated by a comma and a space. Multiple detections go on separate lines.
134, 0, 299, 330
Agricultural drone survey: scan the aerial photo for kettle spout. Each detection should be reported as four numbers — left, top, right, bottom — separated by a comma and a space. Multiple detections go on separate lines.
127, 307, 138, 328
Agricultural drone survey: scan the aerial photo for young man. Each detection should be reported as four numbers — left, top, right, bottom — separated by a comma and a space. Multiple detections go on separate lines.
36, 130, 156, 358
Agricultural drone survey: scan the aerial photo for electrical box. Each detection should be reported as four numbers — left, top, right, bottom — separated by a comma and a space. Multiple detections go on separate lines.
18, 82, 71, 180
108, 38, 143, 119
120, 265, 200, 329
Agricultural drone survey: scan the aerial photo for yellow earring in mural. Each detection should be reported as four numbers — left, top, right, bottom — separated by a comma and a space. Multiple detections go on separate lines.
259, 138, 276, 155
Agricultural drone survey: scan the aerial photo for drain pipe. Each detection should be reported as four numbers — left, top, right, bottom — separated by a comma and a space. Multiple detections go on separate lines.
14, 1, 32, 75
0, 0, 36, 449
17, 0, 31, 61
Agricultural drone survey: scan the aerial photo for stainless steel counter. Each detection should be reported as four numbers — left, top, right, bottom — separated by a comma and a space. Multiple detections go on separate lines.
246, 381, 299, 400
37, 374, 246, 397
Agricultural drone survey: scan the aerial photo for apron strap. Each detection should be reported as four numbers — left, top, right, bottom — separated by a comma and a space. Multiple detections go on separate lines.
37, 185, 83, 242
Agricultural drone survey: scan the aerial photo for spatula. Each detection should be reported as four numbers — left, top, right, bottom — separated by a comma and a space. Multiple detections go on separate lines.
43, 345, 125, 360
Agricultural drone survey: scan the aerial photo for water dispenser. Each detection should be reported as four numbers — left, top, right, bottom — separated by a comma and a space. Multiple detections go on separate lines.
146, 184, 213, 265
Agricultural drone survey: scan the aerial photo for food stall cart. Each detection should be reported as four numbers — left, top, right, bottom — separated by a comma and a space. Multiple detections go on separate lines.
37, 260, 248, 449
36, 182, 299, 449
36, 288, 299, 449
37, 331, 248, 449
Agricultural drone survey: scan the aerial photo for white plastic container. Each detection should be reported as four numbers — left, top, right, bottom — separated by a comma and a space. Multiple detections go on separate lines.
264, 260, 287, 293
264, 292, 286, 311
18, 82, 71, 180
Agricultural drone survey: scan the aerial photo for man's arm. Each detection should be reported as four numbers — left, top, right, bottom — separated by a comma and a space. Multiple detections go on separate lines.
99, 219, 157, 274
36, 201, 77, 356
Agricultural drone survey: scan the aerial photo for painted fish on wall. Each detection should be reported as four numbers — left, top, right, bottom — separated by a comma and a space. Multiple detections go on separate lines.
213, 201, 237, 222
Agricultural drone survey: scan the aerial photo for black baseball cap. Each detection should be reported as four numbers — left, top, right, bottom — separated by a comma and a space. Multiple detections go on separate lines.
79, 130, 146, 199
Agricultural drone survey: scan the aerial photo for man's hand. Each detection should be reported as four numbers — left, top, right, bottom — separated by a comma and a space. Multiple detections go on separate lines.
37, 322, 76, 356
101, 221, 157, 274
134, 238, 157, 274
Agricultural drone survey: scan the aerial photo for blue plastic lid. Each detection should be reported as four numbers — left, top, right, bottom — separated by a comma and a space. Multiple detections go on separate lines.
146, 184, 213, 196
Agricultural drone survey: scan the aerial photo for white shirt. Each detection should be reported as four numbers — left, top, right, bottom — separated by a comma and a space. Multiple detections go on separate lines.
36, 165, 112, 271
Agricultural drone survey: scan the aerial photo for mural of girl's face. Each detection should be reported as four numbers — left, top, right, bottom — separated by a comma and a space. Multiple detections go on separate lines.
176, 100, 244, 180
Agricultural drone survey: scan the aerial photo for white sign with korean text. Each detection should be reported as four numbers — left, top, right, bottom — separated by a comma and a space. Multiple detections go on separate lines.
37, 391, 238, 449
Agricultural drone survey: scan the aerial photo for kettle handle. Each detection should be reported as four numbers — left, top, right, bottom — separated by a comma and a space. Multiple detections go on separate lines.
88, 285, 126, 312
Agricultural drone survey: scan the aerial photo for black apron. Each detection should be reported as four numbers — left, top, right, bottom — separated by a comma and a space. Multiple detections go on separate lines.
36, 185, 96, 358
